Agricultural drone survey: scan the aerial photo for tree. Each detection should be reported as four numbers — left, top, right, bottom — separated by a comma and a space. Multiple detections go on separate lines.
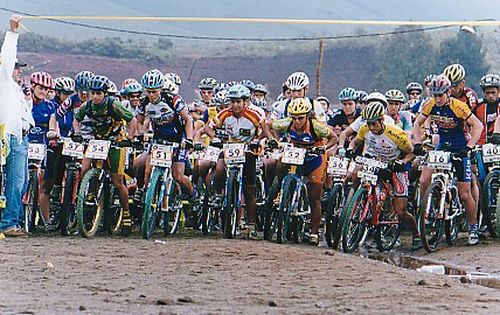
372, 26, 438, 93
437, 31, 490, 93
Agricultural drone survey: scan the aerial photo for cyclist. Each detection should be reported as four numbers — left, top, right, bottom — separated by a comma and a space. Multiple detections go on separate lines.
136, 69, 195, 204
328, 87, 361, 132
271, 72, 327, 122
164, 72, 182, 95
270, 98, 337, 245
108, 80, 118, 98
443, 63, 478, 110
356, 90, 368, 111
385, 89, 412, 136
406, 82, 423, 102
120, 81, 143, 117
73, 75, 137, 235
253, 83, 268, 102
194, 84, 272, 238
475, 74, 500, 145
346, 101, 421, 250
412, 74, 483, 245
197, 77, 217, 107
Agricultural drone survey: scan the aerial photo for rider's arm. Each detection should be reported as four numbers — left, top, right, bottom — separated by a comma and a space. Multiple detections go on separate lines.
179, 109, 194, 140
466, 114, 483, 148
411, 113, 428, 145
338, 126, 354, 148
194, 124, 215, 143
494, 115, 500, 133
72, 102, 89, 133
126, 118, 137, 139
347, 136, 362, 151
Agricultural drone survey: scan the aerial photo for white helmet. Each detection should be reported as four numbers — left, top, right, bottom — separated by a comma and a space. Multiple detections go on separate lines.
366, 91, 388, 107
108, 80, 118, 94
163, 76, 179, 94
286, 72, 310, 90
165, 72, 182, 86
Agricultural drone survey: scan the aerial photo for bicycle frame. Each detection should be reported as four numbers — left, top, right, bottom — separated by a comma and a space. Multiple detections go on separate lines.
278, 164, 310, 217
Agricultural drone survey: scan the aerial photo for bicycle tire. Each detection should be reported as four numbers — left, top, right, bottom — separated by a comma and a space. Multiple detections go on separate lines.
418, 181, 445, 252
141, 168, 163, 240
104, 184, 123, 235
324, 184, 343, 249
201, 172, 216, 235
481, 170, 499, 238
341, 187, 368, 253
276, 176, 296, 244
23, 171, 39, 233
263, 177, 280, 241
375, 193, 402, 252
255, 173, 266, 232
162, 178, 182, 236
223, 169, 239, 239
193, 177, 205, 231
76, 168, 105, 238
60, 169, 76, 236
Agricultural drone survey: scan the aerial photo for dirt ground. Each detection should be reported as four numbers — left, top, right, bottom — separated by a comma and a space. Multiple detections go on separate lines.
1, 231, 499, 315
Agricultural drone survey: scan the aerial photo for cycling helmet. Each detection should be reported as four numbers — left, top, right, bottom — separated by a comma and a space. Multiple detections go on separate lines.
480, 74, 500, 90
240, 80, 256, 92
213, 82, 229, 95
423, 74, 437, 85
121, 78, 138, 89
54, 77, 75, 94
362, 101, 385, 122
338, 87, 357, 101
121, 82, 143, 95
443, 64, 466, 85
286, 72, 310, 90
108, 80, 118, 94
356, 90, 368, 102
405, 82, 423, 93
74, 71, 94, 91
198, 77, 218, 90
429, 74, 452, 94
211, 90, 230, 107
385, 89, 406, 103
31, 71, 54, 89
226, 80, 238, 87
164, 72, 182, 86
88, 75, 110, 92
162, 76, 178, 94
253, 99, 268, 110
288, 97, 312, 115
227, 84, 251, 100
366, 91, 388, 107
254, 84, 268, 95
317, 96, 330, 106
141, 69, 164, 89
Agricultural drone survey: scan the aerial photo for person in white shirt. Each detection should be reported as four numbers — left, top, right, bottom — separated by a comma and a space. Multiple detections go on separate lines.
0, 15, 35, 237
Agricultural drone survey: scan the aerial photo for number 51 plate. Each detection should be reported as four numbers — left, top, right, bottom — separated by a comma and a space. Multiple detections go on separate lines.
85, 140, 111, 160
150, 144, 174, 167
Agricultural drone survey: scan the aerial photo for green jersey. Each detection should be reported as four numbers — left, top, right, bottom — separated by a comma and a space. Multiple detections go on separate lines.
75, 97, 133, 139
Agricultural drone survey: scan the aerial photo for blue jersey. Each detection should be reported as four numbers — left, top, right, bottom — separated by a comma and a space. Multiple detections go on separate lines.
54, 96, 73, 137
29, 99, 57, 144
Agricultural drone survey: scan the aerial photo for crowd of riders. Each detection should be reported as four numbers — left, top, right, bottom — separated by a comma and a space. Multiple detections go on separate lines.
1, 14, 500, 253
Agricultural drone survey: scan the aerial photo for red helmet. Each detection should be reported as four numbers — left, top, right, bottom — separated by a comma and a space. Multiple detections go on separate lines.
30, 71, 54, 89
430, 74, 451, 94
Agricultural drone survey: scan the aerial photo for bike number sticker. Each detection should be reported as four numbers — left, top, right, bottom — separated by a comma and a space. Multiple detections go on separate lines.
28, 143, 46, 161
62, 138, 85, 159
327, 157, 349, 176
150, 144, 174, 167
200, 146, 221, 162
85, 140, 111, 160
281, 146, 306, 165
223, 143, 246, 164
427, 151, 451, 170
482, 143, 500, 163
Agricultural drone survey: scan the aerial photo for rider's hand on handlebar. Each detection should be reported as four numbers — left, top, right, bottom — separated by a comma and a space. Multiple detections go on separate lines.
71, 132, 83, 143
491, 133, 500, 145
311, 146, 326, 155
267, 138, 279, 149
338, 147, 346, 158
194, 142, 205, 151
388, 160, 406, 172
413, 143, 426, 156
183, 138, 194, 151
345, 148, 355, 159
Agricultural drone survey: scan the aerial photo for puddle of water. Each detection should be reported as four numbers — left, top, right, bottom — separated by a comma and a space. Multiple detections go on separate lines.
359, 250, 500, 290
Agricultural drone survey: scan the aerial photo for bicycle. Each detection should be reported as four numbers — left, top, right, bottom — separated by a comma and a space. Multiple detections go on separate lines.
480, 143, 500, 238
75, 138, 126, 238
23, 142, 46, 233
341, 156, 402, 253
418, 150, 465, 252
141, 140, 183, 240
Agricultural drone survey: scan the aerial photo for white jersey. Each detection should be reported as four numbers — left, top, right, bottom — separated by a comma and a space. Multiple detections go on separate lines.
271, 97, 327, 122
209, 106, 264, 143
350, 115, 395, 133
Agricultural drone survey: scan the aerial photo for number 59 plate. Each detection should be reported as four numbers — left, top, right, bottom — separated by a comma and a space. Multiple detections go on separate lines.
223, 143, 246, 164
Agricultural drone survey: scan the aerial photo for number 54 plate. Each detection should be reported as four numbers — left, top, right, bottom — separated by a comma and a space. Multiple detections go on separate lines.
85, 140, 111, 160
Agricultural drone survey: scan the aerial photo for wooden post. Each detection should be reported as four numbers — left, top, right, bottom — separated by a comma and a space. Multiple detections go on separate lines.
316, 37, 324, 97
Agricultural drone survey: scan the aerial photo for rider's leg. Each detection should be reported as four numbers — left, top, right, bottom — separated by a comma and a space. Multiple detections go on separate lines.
133, 152, 147, 190
214, 159, 226, 193
39, 147, 57, 222
308, 182, 323, 235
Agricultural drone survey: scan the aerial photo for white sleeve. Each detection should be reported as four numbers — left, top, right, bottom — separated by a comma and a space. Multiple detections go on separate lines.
350, 116, 363, 133
270, 101, 285, 120
313, 100, 327, 122
0, 31, 19, 77
384, 115, 395, 125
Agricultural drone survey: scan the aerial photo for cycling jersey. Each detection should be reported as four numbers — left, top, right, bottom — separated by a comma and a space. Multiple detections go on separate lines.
53, 96, 73, 137
350, 115, 395, 133
209, 106, 264, 143
327, 108, 361, 129
420, 97, 472, 150
391, 111, 412, 131
58, 94, 93, 139
455, 86, 478, 110
271, 97, 327, 122
138, 92, 187, 143
75, 97, 133, 140
473, 98, 500, 145
356, 123, 411, 162
29, 99, 56, 144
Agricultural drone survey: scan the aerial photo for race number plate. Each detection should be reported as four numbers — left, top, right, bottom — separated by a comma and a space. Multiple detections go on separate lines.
150, 144, 174, 167
200, 146, 222, 162
85, 140, 111, 160
62, 138, 85, 159
427, 151, 452, 170
327, 157, 349, 176
281, 146, 306, 165
271, 142, 292, 160
223, 143, 246, 164
28, 143, 46, 161
482, 143, 500, 163
355, 156, 387, 185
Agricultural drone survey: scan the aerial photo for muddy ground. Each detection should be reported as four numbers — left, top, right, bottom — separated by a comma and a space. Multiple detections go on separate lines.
1, 232, 499, 315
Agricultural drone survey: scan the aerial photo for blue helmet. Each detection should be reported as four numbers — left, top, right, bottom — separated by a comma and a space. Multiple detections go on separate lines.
141, 69, 164, 89
88, 75, 110, 92
122, 82, 143, 95
227, 84, 251, 100
240, 79, 256, 92
338, 87, 357, 101
74, 71, 94, 91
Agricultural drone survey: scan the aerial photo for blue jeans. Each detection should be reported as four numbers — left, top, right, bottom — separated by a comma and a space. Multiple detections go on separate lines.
0, 135, 28, 231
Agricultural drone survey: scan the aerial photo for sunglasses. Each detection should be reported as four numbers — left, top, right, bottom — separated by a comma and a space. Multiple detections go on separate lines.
129, 94, 141, 99
200, 90, 213, 94
291, 116, 306, 121
409, 92, 421, 96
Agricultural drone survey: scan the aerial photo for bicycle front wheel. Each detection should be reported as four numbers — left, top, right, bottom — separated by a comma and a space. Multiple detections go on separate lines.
162, 178, 182, 236
482, 170, 500, 238
223, 169, 239, 239
76, 168, 105, 238
341, 187, 368, 253
60, 169, 77, 236
419, 181, 445, 252
276, 176, 296, 244
324, 183, 343, 249
23, 171, 40, 233
141, 168, 163, 240
375, 194, 402, 252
